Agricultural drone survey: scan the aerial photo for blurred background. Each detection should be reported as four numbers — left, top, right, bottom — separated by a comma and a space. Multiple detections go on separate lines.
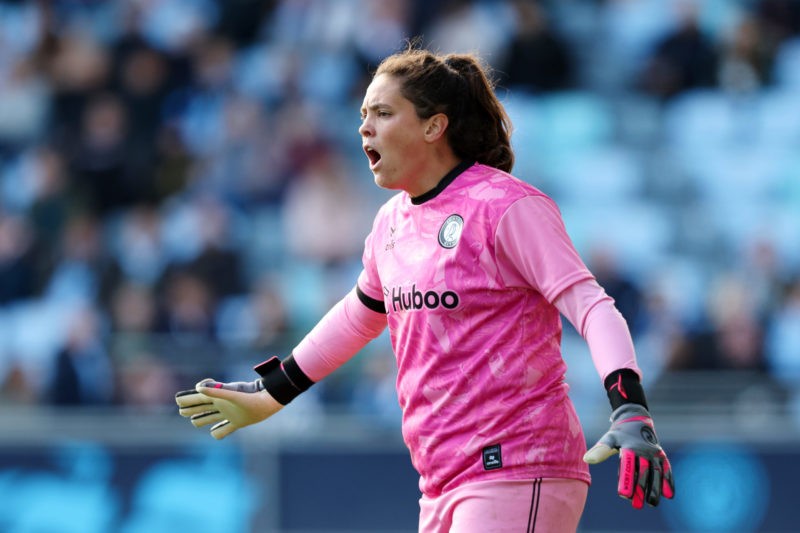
0, 0, 798, 531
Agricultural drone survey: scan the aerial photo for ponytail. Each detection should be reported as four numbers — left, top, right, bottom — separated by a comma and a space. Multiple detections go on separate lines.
441, 54, 514, 173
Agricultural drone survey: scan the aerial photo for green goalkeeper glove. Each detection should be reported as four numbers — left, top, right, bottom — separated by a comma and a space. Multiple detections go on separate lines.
175, 355, 315, 439
583, 403, 675, 508
175, 378, 283, 439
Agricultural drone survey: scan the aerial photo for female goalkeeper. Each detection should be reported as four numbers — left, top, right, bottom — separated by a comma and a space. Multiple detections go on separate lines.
176, 46, 674, 532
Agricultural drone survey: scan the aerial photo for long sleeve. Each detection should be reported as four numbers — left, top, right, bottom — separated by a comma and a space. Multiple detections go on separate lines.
291, 285, 388, 382
554, 277, 641, 382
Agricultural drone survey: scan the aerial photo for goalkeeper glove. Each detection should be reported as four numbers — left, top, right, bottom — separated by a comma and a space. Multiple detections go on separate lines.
175, 355, 314, 440
583, 369, 675, 509
176, 377, 283, 439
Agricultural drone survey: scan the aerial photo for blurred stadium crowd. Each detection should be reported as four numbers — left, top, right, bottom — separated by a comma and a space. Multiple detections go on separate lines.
0, 0, 798, 428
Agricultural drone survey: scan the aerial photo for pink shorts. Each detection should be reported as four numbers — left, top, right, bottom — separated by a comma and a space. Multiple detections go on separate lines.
418, 478, 588, 533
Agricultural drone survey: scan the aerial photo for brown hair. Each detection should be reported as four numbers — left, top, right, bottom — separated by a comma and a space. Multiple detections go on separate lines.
374, 47, 514, 173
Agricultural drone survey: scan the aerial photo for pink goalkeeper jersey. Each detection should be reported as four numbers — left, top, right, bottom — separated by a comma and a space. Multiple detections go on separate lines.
356, 162, 593, 496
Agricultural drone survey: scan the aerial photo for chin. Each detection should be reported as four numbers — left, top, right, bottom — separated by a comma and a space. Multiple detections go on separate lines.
373, 167, 407, 193
373, 173, 393, 191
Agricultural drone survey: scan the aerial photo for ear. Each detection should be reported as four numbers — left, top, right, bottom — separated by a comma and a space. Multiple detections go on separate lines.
423, 113, 449, 142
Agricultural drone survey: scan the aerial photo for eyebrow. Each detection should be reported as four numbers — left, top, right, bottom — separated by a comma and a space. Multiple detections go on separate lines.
361, 103, 391, 114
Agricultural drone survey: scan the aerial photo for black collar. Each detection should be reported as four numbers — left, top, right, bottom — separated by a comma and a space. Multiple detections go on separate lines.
411, 160, 474, 205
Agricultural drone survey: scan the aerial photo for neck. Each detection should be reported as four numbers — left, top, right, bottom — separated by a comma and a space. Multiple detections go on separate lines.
406, 151, 462, 198
409, 160, 472, 205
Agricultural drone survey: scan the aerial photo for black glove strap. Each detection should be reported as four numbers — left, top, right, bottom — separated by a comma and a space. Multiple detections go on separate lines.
254, 354, 314, 405
604, 368, 648, 410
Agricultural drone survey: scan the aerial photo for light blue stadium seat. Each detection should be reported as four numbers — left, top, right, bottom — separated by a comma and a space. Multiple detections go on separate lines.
277, 260, 331, 330
503, 91, 545, 181
6, 300, 70, 368
543, 143, 643, 203
505, 91, 615, 191
600, 0, 678, 74
772, 36, 800, 89
505, 90, 614, 156
234, 43, 294, 103
756, 89, 800, 148
535, 91, 615, 154
663, 89, 743, 158
242, 206, 287, 276
559, 200, 674, 279
689, 144, 786, 204
298, 50, 360, 104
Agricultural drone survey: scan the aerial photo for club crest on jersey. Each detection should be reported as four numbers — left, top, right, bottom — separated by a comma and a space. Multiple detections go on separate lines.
438, 214, 463, 249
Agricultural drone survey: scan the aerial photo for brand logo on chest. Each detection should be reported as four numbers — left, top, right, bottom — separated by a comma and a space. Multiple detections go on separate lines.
385, 226, 396, 251
388, 284, 459, 312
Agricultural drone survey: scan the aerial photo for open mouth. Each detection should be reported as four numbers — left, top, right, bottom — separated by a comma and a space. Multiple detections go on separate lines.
364, 146, 381, 167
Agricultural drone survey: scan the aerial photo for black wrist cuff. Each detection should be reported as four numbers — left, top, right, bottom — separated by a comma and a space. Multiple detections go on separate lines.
604, 368, 648, 410
254, 354, 314, 405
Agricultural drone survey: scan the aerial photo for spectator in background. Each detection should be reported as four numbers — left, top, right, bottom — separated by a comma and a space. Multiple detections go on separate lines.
25, 146, 73, 253
588, 247, 646, 337
215, 273, 291, 352
765, 277, 800, 387
756, 0, 800, 46
498, 0, 575, 92
272, 100, 331, 177
717, 11, 776, 94
47, 304, 114, 406
44, 30, 112, 153
117, 350, 178, 412
214, 0, 277, 48
111, 0, 195, 93
422, 0, 511, 65
265, 0, 357, 53
352, 0, 411, 73
113, 43, 171, 170
109, 280, 159, 346
173, 34, 237, 162
0, 364, 39, 405
0, 213, 42, 304
740, 238, 792, 319
281, 140, 369, 270
196, 93, 289, 207
44, 211, 120, 306
108, 280, 181, 412
155, 268, 217, 344
111, 205, 166, 288
153, 194, 248, 308
68, 92, 155, 214
152, 125, 194, 202
179, 195, 247, 300
633, 286, 685, 385
668, 273, 766, 372
0, 56, 50, 151
638, 1, 718, 100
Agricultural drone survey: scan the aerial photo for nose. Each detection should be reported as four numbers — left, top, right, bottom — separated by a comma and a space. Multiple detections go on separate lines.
358, 118, 372, 138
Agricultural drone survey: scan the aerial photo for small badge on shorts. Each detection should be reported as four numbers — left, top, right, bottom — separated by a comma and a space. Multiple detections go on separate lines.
438, 214, 463, 249
482, 444, 503, 470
